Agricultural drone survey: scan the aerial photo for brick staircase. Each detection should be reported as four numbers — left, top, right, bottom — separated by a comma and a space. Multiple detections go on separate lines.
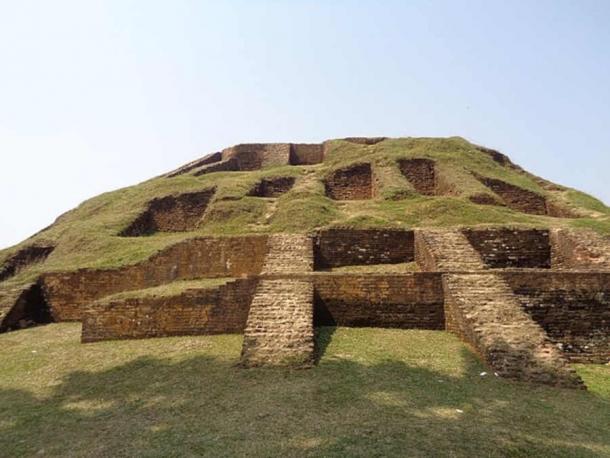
415, 229, 486, 271
261, 234, 313, 275
240, 234, 315, 367
443, 273, 584, 388
240, 279, 314, 367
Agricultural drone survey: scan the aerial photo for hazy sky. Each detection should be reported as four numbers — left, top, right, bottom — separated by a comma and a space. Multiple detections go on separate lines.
1, 0, 609, 249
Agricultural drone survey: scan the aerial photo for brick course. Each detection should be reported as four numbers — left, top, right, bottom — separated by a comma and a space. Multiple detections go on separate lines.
314, 229, 414, 269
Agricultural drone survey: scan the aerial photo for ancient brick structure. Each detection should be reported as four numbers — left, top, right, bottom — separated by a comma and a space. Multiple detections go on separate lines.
443, 273, 583, 388
550, 229, 610, 270
289, 143, 325, 165
248, 176, 296, 198
313, 273, 444, 329
41, 236, 269, 321
505, 272, 610, 363
463, 228, 551, 269
120, 189, 216, 236
166, 152, 223, 178
0, 281, 51, 332
398, 158, 436, 195
0, 245, 55, 282
2, 135, 609, 390
414, 230, 485, 271
81, 279, 257, 342
241, 234, 315, 367
314, 228, 414, 268
477, 176, 548, 215
324, 163, 374, 200
193, 157, 239, 176
221, 143, 292, 171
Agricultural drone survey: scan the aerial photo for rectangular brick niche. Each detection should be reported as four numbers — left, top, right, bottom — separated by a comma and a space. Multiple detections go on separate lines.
314, 229, 414, 269
398, 158, 436, 195
324, 163, 373, 200
313, 273, 445, 329
463, 229, 551, 269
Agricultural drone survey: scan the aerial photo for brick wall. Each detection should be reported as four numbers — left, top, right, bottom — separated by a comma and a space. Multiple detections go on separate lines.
398, 158, 436, 195
221, 144, 291, 170
550, 229, 610, 270
324, 163, 373, 200
477, 176, 547, 215
41, 236, 269, 321
290, 144, 324, 165
463, 229, 551, 269
313, 273, 444, 329
120, 188, 216, 236
81, 278, 257, 342
314, 229, 414, 268
503, 272, 610, 363
166, 152, 222, 178
193, 158, 239, 176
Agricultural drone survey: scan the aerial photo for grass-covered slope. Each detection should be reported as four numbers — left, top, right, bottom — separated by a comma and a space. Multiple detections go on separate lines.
1, 137, 608, 283
0, 324, 608, 457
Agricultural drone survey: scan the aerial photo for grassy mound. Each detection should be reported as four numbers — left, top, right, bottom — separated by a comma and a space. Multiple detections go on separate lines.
0, 324, 608, 457
1, 137, 608, 281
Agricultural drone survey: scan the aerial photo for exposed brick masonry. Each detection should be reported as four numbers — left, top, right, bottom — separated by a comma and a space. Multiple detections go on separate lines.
550, 229, 610, 270
313, 273, 444, 329
248, 176, 296, 198
314, 228, 414, 269
504, 272, 610, 363
324, 163, 373, 200
120, 189, 216, 236
464, 229, 551, 269
398, 158, 436, 195
442, 273, 584, 388
415, 230, 485, 271
81, 278, 257, 342
42, 236, 269, 321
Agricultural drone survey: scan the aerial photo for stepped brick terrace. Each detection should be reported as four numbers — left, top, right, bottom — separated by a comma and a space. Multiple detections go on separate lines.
1, 137, 608, 389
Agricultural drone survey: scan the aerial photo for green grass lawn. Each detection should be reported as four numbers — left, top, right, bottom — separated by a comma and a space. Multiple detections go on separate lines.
0, 324, 608, 457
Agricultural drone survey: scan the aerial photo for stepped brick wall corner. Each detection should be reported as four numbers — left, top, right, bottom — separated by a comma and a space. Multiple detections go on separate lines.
314, 229, 414, 269
442, 273, 584, 388
550, 229, 610, 270
313, 273, 444, 329
120, 189, 216, 236
42, 236, 269, 321
398, 158, 436, 195
193, 158, 239, 176
414, 230, 485, 271
324, 163, 373, 200
248, 176, 296, 198
81, 279, 257, 342
240, 279, 314, 368
463, 229, 551, 269
503, 272, 610, 363
166, 152, 222, 178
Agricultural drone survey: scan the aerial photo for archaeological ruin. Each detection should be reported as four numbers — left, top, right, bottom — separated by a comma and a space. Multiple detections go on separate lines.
0, 137, 608, 389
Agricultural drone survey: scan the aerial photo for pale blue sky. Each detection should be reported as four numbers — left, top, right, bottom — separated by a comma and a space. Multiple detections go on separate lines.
1, 0, 609, 248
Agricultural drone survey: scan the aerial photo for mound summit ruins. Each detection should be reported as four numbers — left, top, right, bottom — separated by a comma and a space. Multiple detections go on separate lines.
1, 137, 608, 389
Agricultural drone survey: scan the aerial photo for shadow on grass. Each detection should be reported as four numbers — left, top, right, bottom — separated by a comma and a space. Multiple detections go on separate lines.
1, 330, 609, 457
